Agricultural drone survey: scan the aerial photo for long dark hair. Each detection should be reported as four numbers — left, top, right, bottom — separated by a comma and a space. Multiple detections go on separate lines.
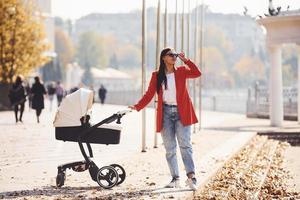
156, 48, 171, 94
14, 75, 23, 86
34, 76, 41, 84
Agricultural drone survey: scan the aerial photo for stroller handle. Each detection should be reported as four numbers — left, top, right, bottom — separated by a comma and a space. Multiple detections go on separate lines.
94, 108, 133, 126
116, 109, 133, 116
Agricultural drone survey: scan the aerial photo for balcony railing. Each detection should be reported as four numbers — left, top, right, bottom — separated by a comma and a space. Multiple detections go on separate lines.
246, 84, 298, 120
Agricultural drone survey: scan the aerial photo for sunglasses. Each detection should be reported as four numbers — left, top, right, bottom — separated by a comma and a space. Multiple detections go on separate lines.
166, 53, 179, 58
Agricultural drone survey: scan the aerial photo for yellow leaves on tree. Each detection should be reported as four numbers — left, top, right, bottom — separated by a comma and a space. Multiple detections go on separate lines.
76, 31, 108, 69
55, 28, 74, 68
234, 55, 265, 79
205, 24, 234, 54
203, 47, 227, 73
0, 0, 50, 84
200, 46, 235, 88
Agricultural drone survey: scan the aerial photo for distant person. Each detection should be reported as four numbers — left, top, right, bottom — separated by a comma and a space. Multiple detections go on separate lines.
56, 81, 64, 106
98, 85, 107, 104
47, 82, 56, 111
31, 76, 47, 123
70, 86, 79, 94
129, 48, 201, 190
8, 76, 26, 123
24, 81, 32, 110
89, 85, 96, 103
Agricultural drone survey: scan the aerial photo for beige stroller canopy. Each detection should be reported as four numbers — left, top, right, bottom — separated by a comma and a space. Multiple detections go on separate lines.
53, 88, 94, 127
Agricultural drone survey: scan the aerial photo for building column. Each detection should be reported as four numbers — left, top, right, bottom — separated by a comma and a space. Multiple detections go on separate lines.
297, 45, 300, 124
268, 44, 283, 127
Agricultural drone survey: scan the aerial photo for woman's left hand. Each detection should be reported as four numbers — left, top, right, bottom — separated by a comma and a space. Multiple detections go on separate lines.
128, 105, 137, 110
178, 52, 188, 63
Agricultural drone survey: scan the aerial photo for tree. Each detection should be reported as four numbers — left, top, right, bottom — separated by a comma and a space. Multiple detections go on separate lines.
76, 31, 108, 69
55, 27, 74, 69
234, 55, 265, 87
204, 25, 234, 56
0, 0, 49, 84
0, 0, 49, 110
109, 53, 118, 69
202, 47, 229, 88
76, 31, 108, 85
116, 44, 141, 68
282, 44, 297, 85
82, 69, 93, 86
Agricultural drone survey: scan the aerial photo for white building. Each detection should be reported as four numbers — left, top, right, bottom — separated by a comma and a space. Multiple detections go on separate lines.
65, 63, 135, 92
33, 0, 55, 53
257, 10, 300, 126
65, 63, 84, 90
91, 67, 135, 91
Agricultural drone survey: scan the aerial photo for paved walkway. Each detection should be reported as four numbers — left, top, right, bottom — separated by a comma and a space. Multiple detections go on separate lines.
0, 102, 299, 199
283, 146, 300, 192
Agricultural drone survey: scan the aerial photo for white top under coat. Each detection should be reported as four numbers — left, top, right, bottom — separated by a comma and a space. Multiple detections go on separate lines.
163, 72, 177, 105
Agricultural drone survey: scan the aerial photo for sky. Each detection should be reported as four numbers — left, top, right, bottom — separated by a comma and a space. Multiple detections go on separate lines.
52, 0, 300, 20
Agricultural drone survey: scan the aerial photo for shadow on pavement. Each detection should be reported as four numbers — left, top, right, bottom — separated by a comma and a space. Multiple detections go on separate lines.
204, 124, 272, 132
0, 186, 193, 199
0, 186, 100, 199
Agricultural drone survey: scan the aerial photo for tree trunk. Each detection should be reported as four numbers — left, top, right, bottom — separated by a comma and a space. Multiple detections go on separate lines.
0, 83, 12, 111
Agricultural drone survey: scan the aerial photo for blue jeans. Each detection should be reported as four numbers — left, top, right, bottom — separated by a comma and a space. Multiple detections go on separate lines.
161, 104, 195, 178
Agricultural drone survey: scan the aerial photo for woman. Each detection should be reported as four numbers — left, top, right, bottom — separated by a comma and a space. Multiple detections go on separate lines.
55, 81, 64, 106
129, 48, 201, 190
98, 84, 107, 104
47, 82, 56, 111
8, 76, 26, 123
31, 76, 47, 123
24, 81, 32, 109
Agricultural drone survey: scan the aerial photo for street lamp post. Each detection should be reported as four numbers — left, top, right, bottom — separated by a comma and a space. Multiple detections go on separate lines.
164, 0, 168, 47
198, 0, 204, 131
174, 0, 178, 50
154, 0, 161, 148
193, 0, 199, 133
181, 0, 185, 60
141, 0, 147, 152
187, 0, 190, 58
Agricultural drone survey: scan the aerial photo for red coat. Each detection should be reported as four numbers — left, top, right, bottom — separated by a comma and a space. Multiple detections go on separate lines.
134, 59, 202, 133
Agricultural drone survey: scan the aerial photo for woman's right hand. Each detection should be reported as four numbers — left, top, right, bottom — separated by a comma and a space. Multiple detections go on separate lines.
178, 52, 188, 63
128, 105, 137, 110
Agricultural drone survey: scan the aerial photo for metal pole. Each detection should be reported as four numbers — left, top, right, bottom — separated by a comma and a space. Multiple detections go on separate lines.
186, 0, 193, 131
181, 0, 185, 56
164, 0, 168, 47
198, 0, 204, 131
193, 0, 199, 133
154, 0, 161, 148
187, 0, 190, 58
298, 46, 300, 124
141, 0, 147, 152
174, 0, 178, 50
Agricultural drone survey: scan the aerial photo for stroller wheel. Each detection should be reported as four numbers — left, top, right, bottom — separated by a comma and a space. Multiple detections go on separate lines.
110, 164, 126, 185
96, 166, 119, 189
56, 172, 65, 187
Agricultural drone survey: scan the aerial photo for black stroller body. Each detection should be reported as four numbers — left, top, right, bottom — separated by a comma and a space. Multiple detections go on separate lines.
53, 88, 131, 189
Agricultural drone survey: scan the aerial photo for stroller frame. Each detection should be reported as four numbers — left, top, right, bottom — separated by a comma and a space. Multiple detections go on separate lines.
56, 110, 130, 189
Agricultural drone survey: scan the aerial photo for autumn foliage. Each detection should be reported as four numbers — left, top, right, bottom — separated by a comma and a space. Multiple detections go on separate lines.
0, 0, 50, 84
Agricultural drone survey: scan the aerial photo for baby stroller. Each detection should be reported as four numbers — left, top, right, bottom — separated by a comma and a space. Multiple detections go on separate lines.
53, 88, 132, 189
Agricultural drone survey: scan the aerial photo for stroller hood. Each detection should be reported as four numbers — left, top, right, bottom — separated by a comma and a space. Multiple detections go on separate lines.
53, 88, 94, 127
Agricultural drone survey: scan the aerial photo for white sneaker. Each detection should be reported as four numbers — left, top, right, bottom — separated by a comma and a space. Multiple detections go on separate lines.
165, 177, 181, 188
185, 177, 197, 191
